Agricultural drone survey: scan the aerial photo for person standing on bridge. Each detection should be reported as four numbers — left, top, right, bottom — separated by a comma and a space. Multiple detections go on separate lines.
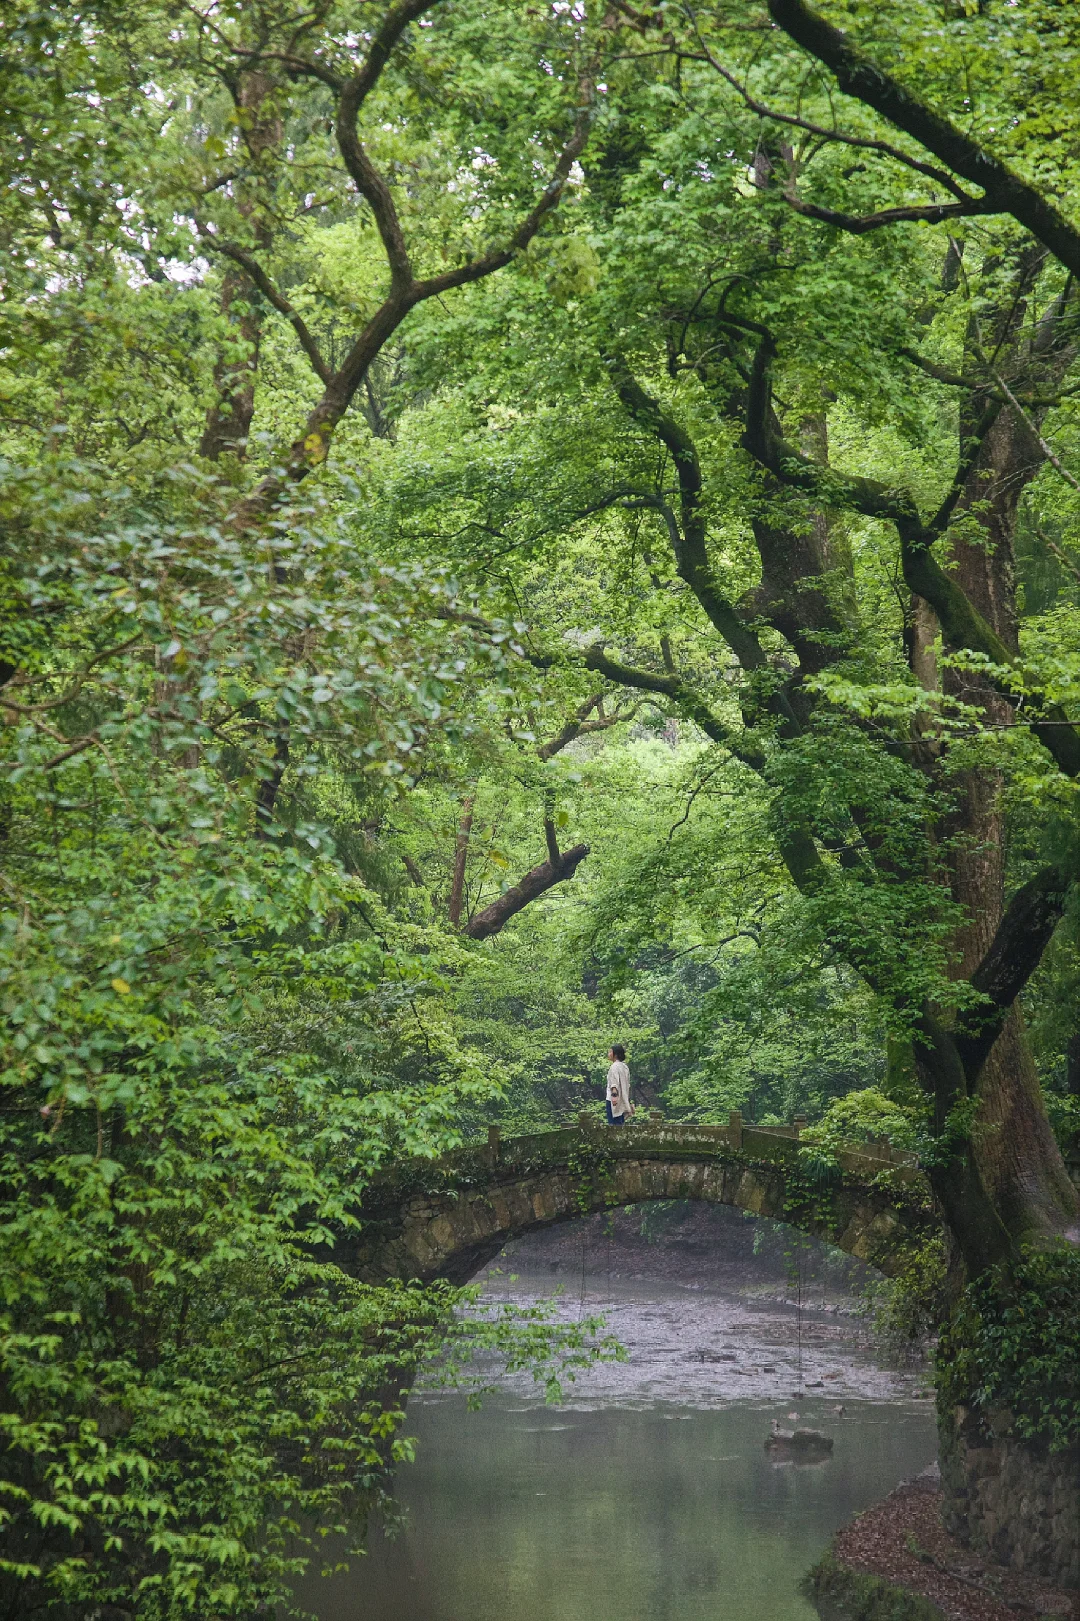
605, 1045, 634, 1126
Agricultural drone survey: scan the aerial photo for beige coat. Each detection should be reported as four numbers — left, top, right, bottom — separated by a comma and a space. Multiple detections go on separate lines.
606, 1060, 632, 1118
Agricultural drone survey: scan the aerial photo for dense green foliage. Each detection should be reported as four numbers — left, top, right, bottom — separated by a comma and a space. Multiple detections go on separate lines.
937, 1246, 1080, 1452
3, 0, 1080, 1609
0, 461, 615, 1615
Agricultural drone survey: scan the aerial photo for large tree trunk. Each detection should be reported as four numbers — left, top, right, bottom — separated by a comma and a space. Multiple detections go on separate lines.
909, 350, 1078, 1587
447, 799, 474, 928
933, 331, 1079, 1254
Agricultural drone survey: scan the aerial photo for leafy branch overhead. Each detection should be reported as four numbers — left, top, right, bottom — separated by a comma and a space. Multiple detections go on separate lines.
183, 0, 616, 522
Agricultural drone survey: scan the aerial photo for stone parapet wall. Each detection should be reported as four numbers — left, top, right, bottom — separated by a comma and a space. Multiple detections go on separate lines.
939, 1407, 1080, 1590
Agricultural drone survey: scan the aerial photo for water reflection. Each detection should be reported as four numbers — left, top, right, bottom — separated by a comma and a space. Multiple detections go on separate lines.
298, 1269, 936, 1621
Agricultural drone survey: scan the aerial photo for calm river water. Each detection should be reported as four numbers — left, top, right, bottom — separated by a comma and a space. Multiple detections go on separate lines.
299, 1260, 937, 1621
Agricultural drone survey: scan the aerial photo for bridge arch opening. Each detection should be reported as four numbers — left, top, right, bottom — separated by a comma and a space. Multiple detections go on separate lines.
473, 1198, 874, 1311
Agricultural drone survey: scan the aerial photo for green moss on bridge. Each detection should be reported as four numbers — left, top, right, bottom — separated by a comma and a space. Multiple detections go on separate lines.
344, 1120, 937, 1286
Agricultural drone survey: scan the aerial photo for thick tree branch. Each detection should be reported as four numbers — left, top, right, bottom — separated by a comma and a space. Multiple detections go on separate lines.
432, 610, 827, 888
537, 693, 602, 760
927, 395, 1004, 536
232, 87, 595, 526
954, 866, 1073, 1082
336, 0, 433, 292
681, 39, 974, 201
742, 329, 1080, 777
911, 1012, 1016, 1272
347, 0, 436, 107
536, 693, 642, 760
895, 346, 1071, 405
581, 646, 763, 766
604, 359, 778, 677
465, 842, 590, 940
780, 188, 993, 237
900, 347, 983, 392
414, 101, 594, 301
766, 0, 1080, 278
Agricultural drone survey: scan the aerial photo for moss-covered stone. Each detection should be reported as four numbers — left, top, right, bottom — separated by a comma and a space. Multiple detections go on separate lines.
341, 1122, 936, 1285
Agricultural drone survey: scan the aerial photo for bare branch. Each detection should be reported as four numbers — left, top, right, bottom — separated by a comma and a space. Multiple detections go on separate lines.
1033, 526, 1080, 589
39, 733, 100, 771
208, 239, 333, 385
0, 634, 142, 712
780, 186, 993, 236
988, 365, 1080, 496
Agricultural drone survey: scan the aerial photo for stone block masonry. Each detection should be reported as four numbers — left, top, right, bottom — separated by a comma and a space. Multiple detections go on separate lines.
940, 1406, 1080, 1590
338, 1120, 936, 1287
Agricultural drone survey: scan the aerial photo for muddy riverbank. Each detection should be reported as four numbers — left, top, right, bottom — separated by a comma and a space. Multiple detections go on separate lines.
807, 1473, 1077, 1621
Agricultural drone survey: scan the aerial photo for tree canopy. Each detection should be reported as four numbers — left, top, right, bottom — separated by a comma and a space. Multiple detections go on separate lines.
2, 0, 1079, 1613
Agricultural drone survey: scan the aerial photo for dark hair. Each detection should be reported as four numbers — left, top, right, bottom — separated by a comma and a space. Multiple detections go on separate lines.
610, 1044, 626, 1062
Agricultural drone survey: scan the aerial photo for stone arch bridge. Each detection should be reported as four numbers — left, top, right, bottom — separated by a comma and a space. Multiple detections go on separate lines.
338, 1115, 936, 1286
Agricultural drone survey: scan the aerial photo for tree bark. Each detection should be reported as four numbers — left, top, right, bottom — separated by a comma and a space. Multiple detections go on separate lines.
200, 264, 263, 462
613, 273, 1080, 1274
199, 70, 282, 462
447, 798, 474, 928
765, 0, 1080, 278
928, 277, 1080, 1252
465, 838, 590, 941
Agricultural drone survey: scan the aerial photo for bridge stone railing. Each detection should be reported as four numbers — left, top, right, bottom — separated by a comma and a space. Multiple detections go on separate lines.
473, 1111, 921, 1183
